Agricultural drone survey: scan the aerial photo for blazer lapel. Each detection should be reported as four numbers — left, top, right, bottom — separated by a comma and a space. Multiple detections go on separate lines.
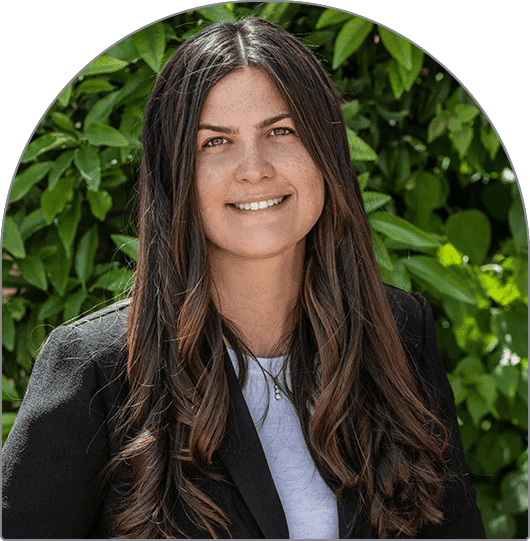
217, 350, 290, 539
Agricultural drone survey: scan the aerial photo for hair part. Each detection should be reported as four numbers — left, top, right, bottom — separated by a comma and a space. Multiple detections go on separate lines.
113, 17, 450, 538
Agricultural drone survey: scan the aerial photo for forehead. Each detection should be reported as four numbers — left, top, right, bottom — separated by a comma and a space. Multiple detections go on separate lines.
199, 67, 289, 123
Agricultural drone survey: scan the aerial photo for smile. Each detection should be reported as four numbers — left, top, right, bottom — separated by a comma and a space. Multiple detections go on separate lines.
232, 195, 289, 211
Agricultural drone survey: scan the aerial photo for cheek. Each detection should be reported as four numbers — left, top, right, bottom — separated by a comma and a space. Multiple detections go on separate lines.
195, 161, 224, 211
314, 184, 326, 225
305, 169, 326, 218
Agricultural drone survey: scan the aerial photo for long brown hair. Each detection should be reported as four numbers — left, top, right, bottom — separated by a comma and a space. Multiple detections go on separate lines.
112, 17, 450, 538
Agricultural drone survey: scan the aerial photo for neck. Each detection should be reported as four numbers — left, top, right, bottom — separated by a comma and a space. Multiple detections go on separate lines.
209, 243, 305, 357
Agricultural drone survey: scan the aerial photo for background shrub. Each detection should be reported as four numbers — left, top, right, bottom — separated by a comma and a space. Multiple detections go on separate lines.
2, 4, 527, 537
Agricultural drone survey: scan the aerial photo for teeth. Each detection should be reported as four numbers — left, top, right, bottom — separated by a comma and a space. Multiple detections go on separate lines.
235, 196, 286, 210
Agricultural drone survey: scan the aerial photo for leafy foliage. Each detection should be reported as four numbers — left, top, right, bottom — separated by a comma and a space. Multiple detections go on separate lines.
2, 3, 527, 537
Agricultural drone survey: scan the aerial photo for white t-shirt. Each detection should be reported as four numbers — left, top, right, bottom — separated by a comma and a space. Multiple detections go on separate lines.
227, 349, 339, 539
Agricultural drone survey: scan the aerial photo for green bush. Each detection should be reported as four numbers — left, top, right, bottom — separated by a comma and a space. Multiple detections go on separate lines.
2, 4, 527, 537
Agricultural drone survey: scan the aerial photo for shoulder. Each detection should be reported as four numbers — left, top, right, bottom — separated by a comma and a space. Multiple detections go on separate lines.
384, 283, 430, 338
383, 284, 444, 384
64, 298, 130, 342
30, 299, 130, 394
46, 299, 129, 357
3, 301, 131, 538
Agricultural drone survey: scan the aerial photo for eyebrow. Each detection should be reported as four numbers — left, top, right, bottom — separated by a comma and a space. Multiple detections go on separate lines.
198, 113, 291, 134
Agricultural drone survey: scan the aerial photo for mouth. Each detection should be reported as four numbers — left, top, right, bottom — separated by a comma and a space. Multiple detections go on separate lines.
229, 195, 290, 211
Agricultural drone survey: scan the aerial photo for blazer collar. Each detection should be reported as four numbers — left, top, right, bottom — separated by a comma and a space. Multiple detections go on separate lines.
217, 349, 290, 539
217, 349, 372, 539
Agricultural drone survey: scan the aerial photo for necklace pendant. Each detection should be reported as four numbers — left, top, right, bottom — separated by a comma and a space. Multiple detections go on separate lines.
274, 383, 281, 400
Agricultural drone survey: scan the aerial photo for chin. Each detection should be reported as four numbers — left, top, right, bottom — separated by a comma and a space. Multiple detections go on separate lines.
210, 237, 305, 262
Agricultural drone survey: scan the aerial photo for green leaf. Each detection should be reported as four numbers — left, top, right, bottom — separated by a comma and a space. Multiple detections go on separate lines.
315, 9, 352, 29
21, 133, 77, 163
86, 189, 112, 221
84, 122, 130, 147
437, 243, 463, 267
84, 91, 122, 127
80, 55, 128, 77
427, 113, 447, 143
3, 413, 17, 446
369, 212, 441, 250
91, 268, 135, 292
196, 5, 236, 22
453, 104, 480, 124
332, 18, 373, 70
476, 374, 497, 408
478, 272, 520, 306
446, 209, 491, 265
75, 225, 99, 288
74, 146, 101, 191
63, 289, 88, 322
56, 192, 82, 255
258, 2, 292, 22
38, 295, 66, 320
378, 26, 412, 69
51, 112, 76, 133
371, 231, 393, 271
346, 129, 377, 161
387, 59, 404, 99
467, 390, 489, 425
404, 172, 446, 230
341, 99, 360, 123
76, 78, 115, 95
2, 216, 26, 258
475, 430, 522, 475
45, 234, 73, 297
382, 260, 411, 291
508, 196, 527, 252
2, 374, 21, 402
131, 22, 166, 72
480, 125, 501, 161
17, 255, 48, 291
301, 30, 335, 48
503, 309, 528, 357
386, 43, 422, 99
20, 208, 47, 240
48, 150, 75, 190
9, 162, 53, 203
450, 125, 474, 159
2, 305, 15, 352
111, 234, 139, 262
57, 83, 72, 107
41, 177, 76, 223
449, 376, 467, 405
403, 256, 477, 304
362, 192, 392, 214
453, 356, 485, 380
494, 365, 519, 399
501, 465, 528, 514
106, 36, 140, 62
398, 45, 424, 91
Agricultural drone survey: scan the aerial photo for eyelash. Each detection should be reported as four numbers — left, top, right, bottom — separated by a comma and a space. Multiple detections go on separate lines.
204, 137, 228, 148
270, 127, 294, 137
203, 127, 295, 148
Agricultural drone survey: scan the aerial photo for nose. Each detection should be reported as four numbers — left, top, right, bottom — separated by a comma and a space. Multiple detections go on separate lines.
233, 140, 275, 184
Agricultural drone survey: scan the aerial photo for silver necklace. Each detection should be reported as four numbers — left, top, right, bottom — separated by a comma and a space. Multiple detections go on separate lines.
253, 359, 285, 400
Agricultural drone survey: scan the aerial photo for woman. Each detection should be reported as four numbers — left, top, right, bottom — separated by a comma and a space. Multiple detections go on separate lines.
2, 17, 485, 539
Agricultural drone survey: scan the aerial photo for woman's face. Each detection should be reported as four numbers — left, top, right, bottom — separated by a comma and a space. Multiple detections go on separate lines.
195, 67, 325, 262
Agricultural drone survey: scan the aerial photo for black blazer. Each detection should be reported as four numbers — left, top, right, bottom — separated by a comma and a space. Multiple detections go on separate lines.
2, 286, 486, 539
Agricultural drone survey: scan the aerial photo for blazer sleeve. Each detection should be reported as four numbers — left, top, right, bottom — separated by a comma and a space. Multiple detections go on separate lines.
407, 292, 486, 539
2, 322, 120, 539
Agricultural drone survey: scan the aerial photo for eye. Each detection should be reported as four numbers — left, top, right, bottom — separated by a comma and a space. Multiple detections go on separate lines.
204, 136, 228, 147
270, 127, 294, 137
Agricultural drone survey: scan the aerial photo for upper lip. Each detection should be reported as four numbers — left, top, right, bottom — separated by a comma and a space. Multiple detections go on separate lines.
228, 194, 290, 206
